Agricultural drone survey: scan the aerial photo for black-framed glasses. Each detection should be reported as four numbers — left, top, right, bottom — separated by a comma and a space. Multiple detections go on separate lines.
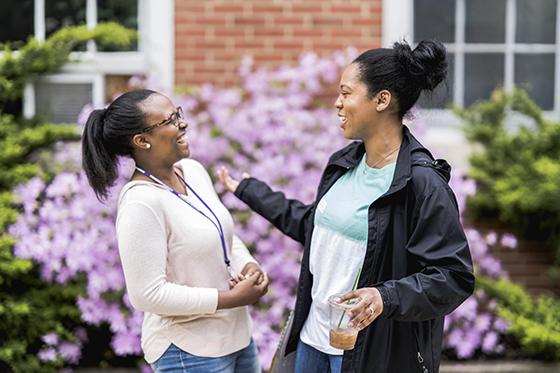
140, 107, 184, 133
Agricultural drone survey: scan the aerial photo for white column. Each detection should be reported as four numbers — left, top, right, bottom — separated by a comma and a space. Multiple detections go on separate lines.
139, 0, 175, 91
382, 0, 413, 47
35, 0, 45, 42
86, 0, 98, 52
454, 0, 465, 107
504, 0, 515, 92
23, 83, 35, 119
555, 0, 560, 116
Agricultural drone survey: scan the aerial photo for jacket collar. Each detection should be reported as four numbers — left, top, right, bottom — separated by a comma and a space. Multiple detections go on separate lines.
328, 126, 451, 195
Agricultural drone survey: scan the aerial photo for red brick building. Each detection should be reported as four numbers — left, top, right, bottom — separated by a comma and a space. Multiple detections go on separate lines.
174, 0, 382, 87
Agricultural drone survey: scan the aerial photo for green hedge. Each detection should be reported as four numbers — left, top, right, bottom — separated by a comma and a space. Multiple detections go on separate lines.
0, 23, 136, 372
456, 89, 560, 264
478, 277, 560, 360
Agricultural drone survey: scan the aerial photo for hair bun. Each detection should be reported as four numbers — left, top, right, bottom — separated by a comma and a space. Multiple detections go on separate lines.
393, 39, 447, 91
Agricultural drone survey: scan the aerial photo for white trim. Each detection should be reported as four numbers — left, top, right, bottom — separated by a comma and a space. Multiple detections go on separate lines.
34, 73, 105, 108
446, 44, 557, 53
86, 0, 97, 53
454, 0, 466, 106
61, 52, 148, 74
555, 1, 560, 116
34, 0, 45, 42
382, 0, 413, 47
139, 0, 174, 90
504, 0, 515, 91
23, 83, 35, 119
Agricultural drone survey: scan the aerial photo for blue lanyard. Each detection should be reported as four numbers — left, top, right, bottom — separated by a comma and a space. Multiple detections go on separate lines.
135, 166, 234, 278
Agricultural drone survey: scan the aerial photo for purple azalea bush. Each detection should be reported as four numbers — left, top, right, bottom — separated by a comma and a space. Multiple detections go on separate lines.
9, 50, 517, 369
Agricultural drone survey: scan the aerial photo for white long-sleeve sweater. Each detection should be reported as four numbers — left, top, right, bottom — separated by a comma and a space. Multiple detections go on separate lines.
116, 158, 256, 363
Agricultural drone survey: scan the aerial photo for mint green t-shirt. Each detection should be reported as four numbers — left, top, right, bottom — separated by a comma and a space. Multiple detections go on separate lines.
315, 155, 396, 242
300, 155, 396, 355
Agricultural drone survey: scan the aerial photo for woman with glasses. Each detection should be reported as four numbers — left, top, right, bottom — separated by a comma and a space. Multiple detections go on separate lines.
81, 89, 268, 373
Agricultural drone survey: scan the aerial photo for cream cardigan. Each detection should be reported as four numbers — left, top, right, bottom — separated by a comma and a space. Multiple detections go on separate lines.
116, 158, 257, 363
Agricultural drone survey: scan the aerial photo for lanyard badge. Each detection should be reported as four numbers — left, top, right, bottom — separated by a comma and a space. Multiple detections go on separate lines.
135, 166, 235, 279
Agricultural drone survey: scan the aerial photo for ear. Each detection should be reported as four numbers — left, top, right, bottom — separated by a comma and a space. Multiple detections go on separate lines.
132, 134, 152, 150
374, 90, 392, 112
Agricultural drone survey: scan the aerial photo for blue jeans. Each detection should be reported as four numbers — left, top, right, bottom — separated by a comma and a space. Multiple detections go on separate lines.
294, 340, 342, 373
151, 339, 260, 373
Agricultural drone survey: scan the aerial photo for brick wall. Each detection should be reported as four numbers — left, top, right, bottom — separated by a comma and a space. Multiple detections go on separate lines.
174, 0, 382, 87
475, 220, 560, 296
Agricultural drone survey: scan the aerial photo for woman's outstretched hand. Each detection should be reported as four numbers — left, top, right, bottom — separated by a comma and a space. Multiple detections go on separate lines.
217, 166, 250, 193
338, 287, 384, 331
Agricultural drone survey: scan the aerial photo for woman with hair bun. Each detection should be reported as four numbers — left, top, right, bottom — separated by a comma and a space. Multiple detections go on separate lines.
219, 40, 474, 373
81, 89, 268, 373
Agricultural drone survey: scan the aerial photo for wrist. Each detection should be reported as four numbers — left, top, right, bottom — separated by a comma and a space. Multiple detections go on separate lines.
218, 289, 240, 309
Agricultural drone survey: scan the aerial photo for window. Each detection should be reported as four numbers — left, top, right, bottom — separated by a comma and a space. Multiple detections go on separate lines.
11, 0, 174, 122
0, 0, 138, 51
384, 0, 560, 114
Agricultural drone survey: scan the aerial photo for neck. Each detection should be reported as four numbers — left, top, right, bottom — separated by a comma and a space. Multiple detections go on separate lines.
363, 120, 403, 168
135, 161, 178, 186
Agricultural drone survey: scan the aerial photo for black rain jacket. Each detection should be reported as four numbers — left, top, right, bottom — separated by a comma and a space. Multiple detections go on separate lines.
234, 126, 475, 373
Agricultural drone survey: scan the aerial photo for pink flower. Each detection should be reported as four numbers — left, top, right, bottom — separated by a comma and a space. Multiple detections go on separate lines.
38, 348, 57, 362
500, 233, 518, 249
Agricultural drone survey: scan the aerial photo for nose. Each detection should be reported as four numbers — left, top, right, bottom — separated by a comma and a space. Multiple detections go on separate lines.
178, 119, 188, 129
334, 95, 342, 109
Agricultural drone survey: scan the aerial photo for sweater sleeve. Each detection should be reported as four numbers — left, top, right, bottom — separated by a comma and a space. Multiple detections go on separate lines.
116, 201, 219, 316
230, 234, 258, 273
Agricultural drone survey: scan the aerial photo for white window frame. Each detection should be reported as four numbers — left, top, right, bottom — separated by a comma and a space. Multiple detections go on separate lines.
383, 0, 560, 119
22, 0, 174, 118
24, 73, 104, 119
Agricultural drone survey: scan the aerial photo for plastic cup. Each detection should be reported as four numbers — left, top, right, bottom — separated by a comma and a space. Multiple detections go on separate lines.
328, 294, 360, 350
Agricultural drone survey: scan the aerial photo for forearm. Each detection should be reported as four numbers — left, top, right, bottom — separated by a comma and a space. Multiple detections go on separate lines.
235, 177, 312, 244
378, 265, 475, 321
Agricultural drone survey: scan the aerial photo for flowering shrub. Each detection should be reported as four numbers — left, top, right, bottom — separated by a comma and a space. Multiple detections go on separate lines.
9, 50, 517, 369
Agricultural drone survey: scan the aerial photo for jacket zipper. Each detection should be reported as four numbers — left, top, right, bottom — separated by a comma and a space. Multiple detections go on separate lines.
414, 327, 429, 373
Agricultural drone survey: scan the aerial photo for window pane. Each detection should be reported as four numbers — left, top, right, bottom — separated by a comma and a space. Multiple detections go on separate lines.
0, 0, 34, 44
45, 0, 87, 38
414, 0, 456, 43
515, 54, 555, 110
35, 82, 93, 123
465, 54, 505, 106
417, 53, 455, 109
98, 0, 138, 51
466, 0, 506, 43
516, 0, 557, 44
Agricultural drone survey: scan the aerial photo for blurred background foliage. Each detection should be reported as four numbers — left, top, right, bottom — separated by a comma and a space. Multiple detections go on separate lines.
457, 89, 560, 272
0, 23, 136, 373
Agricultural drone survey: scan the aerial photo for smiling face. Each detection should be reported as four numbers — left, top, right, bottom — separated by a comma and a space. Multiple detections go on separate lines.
138, 93, 190, 164
334, 63, 380, 140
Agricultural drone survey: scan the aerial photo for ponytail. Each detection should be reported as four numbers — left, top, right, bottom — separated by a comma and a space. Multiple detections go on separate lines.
81, 89, 156, 201
82, 109, 118, 201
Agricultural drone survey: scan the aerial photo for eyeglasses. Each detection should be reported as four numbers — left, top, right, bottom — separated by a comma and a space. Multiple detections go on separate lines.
140, 107, 184, 133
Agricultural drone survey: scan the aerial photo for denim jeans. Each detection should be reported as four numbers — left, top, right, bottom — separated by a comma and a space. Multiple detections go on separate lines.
151, 339, 260, 373
294, 340, 342, 373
